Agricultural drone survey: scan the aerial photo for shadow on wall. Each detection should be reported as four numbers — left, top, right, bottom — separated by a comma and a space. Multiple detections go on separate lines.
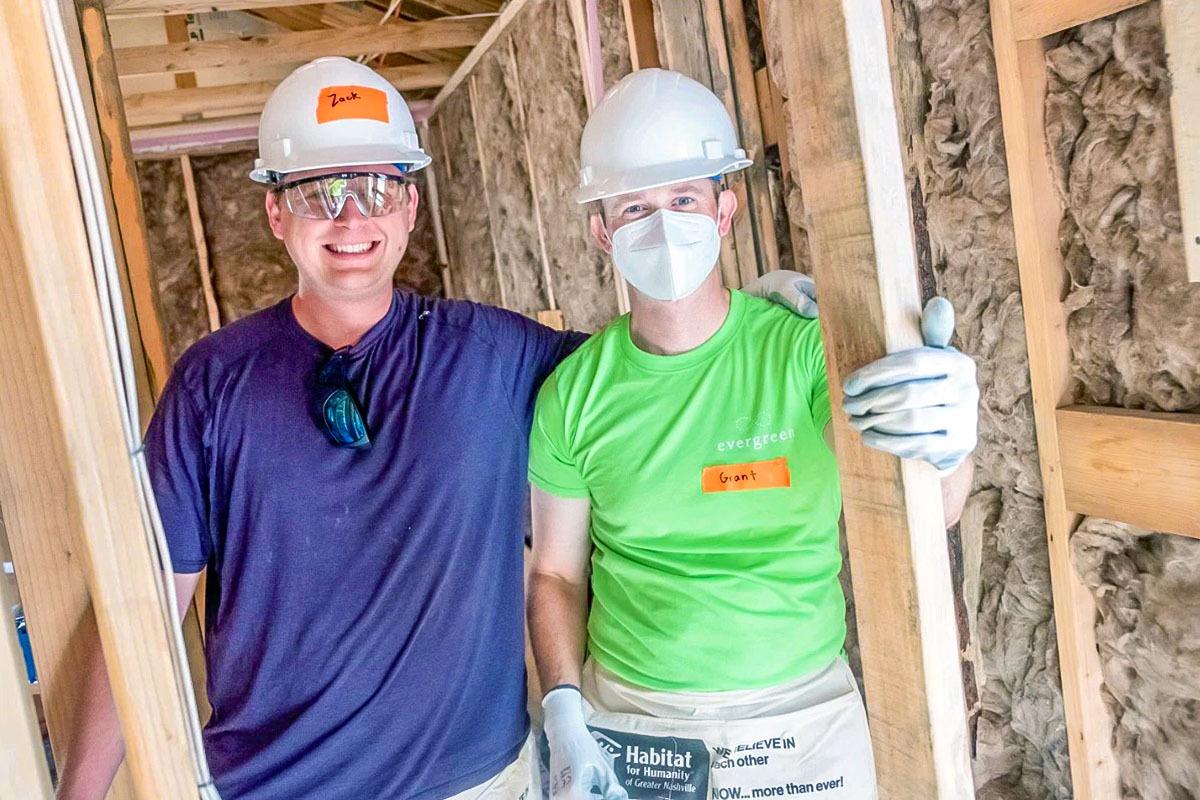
137, 149, 441, 364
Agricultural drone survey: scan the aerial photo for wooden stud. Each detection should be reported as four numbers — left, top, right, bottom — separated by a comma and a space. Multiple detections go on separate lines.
537, 309, 566, 330
124, 62, 455, 125
106, 0, 363, 15
754, 0, 809, 270
0, 0, 200, 794
79, 0, 172, 400
719, 0, 779, 275
163, 15, 196, 91
115, 15, 492, 76
1162, 0, 1200, 282
701, 0, 759, 287
506, 36, 558, 312
565, 0, 630, 314
179, 155, 221, 333
1057, 406, 1200, 539
763, 1, 975, 796
754, 68, 777, 148
467, 75, 510, 308
567, 0, 600, 109
622, 0, 660, 69
418, 122, 452, 271
0, 529, 54, 800
430, 0, 537, 115
990, 1, 1120, 795
1010, 0, 1150, 40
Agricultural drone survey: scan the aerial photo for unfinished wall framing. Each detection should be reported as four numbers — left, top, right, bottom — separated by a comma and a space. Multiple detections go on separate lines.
5, 0, 1199, 798
991, 0, 1200, 797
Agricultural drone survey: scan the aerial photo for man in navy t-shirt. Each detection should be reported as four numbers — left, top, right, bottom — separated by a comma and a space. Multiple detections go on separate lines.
55, 58, 814, 800
57, 57, 578, 800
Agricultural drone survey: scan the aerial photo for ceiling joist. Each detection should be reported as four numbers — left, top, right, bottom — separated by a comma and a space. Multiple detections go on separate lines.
114, 14, 493, 75
103, 0, 501, 19
123, 61, 455, 125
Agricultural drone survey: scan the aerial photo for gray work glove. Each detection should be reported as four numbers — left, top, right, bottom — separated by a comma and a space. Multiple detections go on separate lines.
542, 687, 628, 800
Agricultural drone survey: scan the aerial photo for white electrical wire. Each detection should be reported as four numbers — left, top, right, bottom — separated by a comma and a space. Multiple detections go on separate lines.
40, 2, 220, 797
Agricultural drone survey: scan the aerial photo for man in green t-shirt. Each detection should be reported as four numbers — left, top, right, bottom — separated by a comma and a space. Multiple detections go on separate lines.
528, 69, 977, 800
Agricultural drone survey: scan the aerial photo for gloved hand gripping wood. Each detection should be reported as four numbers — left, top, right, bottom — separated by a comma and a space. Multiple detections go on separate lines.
842, 297, 979, 474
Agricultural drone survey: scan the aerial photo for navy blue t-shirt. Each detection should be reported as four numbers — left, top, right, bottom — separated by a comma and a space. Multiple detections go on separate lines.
145, 291, 585, 800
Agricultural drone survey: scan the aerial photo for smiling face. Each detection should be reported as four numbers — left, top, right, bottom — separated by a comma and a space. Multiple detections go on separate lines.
265, 162, 419, 302
588, 178, 737, 253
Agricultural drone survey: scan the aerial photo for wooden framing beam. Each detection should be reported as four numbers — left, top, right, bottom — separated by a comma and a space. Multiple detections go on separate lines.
124, 62, 455, 125
1162, 0, 1200, 282
105, 0, 499, 16
763, 1, 974, 796
180, 155, 221, 333
1057, 406, 1200, 539
466, 74, 510, 308
621, 0, 660, 69
115, 15, 492, 76
163, 15, 196, 91
718, 0, 779, 274
505, 36, 558, 313
80, 0, 172, 400
565, 0, 631, 314
0, 0, 199, 795
1010, 0, 1149, 40
990, 0, 1120, 795
430, 0, 535, 114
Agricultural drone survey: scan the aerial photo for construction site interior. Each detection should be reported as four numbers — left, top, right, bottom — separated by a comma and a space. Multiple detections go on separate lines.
0, 0, 1197, 799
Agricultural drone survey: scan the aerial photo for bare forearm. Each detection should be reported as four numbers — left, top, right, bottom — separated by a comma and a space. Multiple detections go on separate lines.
56, 572, 200, 800
940, 458, 973, 528
54, 644, 125, 800
528, 572, 590, 692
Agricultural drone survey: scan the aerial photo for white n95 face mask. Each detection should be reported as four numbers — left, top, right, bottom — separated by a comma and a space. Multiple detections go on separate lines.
609, 209, 722, 301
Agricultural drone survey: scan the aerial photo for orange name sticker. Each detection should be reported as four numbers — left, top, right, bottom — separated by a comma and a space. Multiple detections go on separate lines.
316, 85, 390, 124
701, 457, 791, 494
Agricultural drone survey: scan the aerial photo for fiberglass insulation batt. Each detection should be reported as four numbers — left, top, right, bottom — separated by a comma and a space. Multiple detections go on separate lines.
1045, 4, 1200, 798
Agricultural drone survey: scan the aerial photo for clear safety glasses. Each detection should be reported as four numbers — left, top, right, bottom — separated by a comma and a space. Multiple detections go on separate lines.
274, 172, 410, 220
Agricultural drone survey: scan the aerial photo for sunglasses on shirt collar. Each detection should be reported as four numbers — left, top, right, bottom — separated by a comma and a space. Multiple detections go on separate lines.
316, 350, 370, 449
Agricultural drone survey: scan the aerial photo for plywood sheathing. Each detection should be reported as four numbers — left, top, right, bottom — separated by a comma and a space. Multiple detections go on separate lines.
509, 0, 619, 331
1042, 5, 1200, 796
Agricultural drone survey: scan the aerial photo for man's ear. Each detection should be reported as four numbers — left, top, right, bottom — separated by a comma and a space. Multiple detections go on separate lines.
589, 212, 613, 254
405, 183, 420, 233
716, 187, 738, 237
265, 191, 286, 241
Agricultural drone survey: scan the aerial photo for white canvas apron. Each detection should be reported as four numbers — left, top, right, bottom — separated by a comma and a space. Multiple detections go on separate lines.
540, 657, 877, 800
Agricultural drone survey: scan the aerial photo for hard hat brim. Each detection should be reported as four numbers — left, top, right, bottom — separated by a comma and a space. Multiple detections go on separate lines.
574, 155, 752, 204
250, 143, 432, 183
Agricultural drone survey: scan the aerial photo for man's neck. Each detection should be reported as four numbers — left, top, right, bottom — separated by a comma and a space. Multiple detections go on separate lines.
628, 273, 730, 355
292, 286, 394, 350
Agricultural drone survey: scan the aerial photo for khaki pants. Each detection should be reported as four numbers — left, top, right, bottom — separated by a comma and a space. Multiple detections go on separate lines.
445, 741, 533, 800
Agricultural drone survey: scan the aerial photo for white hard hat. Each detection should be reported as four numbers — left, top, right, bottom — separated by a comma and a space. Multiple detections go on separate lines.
250, 57, 432, 183
575, 68, 751, 204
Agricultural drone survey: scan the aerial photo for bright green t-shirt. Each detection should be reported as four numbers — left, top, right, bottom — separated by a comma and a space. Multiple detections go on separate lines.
528, 290, 845, 692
